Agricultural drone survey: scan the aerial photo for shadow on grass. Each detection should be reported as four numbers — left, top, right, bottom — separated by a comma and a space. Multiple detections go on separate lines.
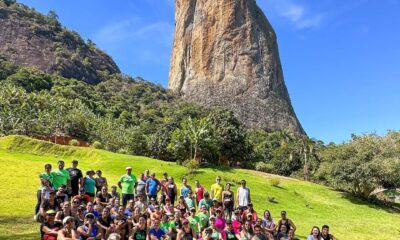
273, 185, 287, 190
0, 216, 38, 240
0, 232, 38, 240
340, 192, 400, 214
206, 165, 235, 173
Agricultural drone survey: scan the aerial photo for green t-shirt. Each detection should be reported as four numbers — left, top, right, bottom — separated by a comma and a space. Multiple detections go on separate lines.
211, 230, 221, 240
52, 169, 70, 189
188, 216, 200, 233
197, 212, 209, 229
169, 220, 176, 229
119, 174, 137, 194
38, 172, 54, 189
198, 198, 212, 210
185, 197, 195, 209
160, 222, 171, 232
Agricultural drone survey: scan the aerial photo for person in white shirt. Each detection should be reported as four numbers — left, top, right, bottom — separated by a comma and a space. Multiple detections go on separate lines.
236, 180, 251, 210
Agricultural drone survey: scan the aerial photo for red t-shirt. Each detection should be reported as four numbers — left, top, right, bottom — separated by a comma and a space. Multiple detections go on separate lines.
196, 186, 205, 202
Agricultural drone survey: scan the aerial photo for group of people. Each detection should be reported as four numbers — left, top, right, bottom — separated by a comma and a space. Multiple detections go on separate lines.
36, 160, 337, 240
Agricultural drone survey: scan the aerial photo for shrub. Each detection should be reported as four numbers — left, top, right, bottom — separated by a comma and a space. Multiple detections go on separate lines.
183, 159, 200, 175
267, 196, 277, 203
269, 178, 281, 187
255, 162, 274, 173
92, 141, 102, 149
117, 149, 128, 155
69, 139, 79, 146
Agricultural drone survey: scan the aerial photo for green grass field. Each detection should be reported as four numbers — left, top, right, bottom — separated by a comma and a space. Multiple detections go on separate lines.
0, 135, 398, 240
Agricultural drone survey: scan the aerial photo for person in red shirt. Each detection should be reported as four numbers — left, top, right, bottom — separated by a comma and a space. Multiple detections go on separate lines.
242, 203, 258, 224
194, 180, 205, 204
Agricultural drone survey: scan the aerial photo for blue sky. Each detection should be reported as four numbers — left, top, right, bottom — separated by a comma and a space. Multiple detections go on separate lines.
18, 0, 400, 144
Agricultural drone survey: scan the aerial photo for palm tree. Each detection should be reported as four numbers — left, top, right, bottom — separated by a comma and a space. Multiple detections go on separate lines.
298, 136, 316, 181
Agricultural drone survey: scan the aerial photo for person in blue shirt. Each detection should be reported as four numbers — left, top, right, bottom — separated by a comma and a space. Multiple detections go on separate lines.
180, 177, 192, 198
77, 213, 101, 240
149, 219, 166, 240
146, 173, 161, 201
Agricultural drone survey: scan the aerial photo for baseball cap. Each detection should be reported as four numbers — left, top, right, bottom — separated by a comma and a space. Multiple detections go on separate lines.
46, 209, 56, 215
85, 213, 95, 219
63, 216, 75, 225
126, 166, 132, 170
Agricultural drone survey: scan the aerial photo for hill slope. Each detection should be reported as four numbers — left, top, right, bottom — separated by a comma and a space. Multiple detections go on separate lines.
0, 1, 120, 84
0, 135, 399, 240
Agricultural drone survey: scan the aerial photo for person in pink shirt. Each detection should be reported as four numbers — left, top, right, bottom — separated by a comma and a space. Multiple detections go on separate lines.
215, 208, 226, 239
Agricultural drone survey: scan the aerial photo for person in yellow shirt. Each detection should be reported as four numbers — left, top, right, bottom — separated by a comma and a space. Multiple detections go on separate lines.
210, 176, 223, 202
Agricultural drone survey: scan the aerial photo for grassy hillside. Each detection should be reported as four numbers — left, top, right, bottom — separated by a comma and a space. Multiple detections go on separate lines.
0, 135, 398, 240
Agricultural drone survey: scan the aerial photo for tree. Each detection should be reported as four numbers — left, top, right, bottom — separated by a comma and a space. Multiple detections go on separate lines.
318, 133, 400, 199
47, 10, 61, 28
209, 108, 247, 165
168, 117, 217, 163
5, 67, 53, 92
297, 136, 316, 181
1, 0, 16, 7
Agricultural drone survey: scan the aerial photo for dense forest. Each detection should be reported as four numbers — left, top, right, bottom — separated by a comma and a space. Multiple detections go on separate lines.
0, 0, 399, 203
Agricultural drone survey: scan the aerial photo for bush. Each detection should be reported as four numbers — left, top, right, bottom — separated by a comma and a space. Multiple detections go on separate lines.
92, 141, 102, 149
269, 178, 281, 187
255, 161, 274, 173
267, 196, 277, 203
117, 149, 128, 155
69, 139, 79, 146
183, 159, 200, 175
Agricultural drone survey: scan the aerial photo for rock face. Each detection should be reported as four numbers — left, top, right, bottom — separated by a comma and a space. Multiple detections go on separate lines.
0, 5, 120, 84
169, 0, 305, 134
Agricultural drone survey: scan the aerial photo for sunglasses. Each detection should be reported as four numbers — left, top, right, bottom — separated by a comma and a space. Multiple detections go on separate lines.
48, 214, 56, 217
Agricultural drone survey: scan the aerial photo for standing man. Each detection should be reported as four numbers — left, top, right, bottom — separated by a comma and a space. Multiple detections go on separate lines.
52, 160, 71, 194
118, 166, 137, 207
66, 160, 83, 197
237, 180, 251, 210
146, 173, 161, 201
210, 176, 223, 203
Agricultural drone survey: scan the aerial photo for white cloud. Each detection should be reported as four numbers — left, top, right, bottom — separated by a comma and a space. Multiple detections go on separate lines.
268, 0, 324, 30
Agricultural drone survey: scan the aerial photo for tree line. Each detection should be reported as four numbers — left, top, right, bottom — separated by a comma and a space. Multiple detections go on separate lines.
1, 59, 399, 202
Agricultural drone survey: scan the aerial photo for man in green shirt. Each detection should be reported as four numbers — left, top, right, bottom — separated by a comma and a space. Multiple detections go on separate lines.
185, 191, 196, 210
197, 205, 210, 230
52, 160, 71, 193
188, 207, 201, 234
198, 192, 213, 210
118, 166, 137, 207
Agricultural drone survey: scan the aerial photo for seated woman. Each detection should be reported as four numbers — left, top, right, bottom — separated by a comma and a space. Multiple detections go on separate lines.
77, 213, 101, 240
307, 226, 321, 240
177, 219, 197, 240
55, 201, 72, 223
97, 207, 115, 240
207, 216, 223, 240
57, 216, 79, 240
129, 215, 148, 240
239, 221, 253, 240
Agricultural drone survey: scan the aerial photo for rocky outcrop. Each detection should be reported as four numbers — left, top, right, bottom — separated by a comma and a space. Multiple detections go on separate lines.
0, 4, 120, 84
169, 0, 305, 134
